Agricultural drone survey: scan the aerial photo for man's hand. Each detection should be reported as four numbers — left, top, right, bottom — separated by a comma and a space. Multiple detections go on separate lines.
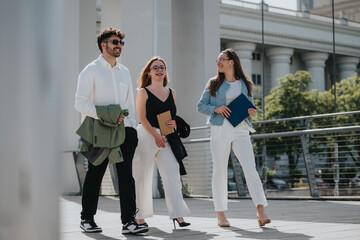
118, 114, 126, 124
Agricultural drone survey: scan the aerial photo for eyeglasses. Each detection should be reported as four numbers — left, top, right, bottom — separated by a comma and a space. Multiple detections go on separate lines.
150, 65, 166, 71
215, 58, 230, 63
106, 39, 125, 46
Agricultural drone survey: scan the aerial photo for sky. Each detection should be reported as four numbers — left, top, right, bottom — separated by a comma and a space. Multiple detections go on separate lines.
246, 0, 298, 11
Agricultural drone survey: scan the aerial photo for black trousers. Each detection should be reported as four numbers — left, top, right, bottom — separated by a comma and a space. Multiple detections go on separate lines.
81, 127, 138, 224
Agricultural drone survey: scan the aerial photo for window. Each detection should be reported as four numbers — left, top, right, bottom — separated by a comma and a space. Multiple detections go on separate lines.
252, 74, 262, 85
257, 74, 261, 85
252, 74, 256, 83
256, 53, 261, 60
252, 52, 261, 61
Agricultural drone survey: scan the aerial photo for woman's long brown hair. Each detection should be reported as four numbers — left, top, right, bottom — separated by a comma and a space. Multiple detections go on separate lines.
138, 56, 169, 89
208, 48, 253, 97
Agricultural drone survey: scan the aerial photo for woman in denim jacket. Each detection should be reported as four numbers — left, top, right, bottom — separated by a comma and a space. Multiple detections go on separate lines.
197, 49, 271, 228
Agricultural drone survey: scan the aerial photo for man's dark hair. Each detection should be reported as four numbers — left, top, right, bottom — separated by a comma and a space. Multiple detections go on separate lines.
97, 27, 125, 53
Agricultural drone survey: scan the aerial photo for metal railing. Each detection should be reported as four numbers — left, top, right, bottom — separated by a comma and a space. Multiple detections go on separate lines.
181, 111, 360, 198
66, 111, 360, 197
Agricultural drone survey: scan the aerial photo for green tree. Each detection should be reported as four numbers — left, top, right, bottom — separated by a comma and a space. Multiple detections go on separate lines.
332, 73, 360, 113
265, 71, 316, 119
314, 73, 360, 115
253, 72, 360, 180
314, 74, 360, 169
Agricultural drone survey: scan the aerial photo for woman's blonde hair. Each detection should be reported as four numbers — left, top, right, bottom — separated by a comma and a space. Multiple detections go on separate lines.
138, 57, 169, 89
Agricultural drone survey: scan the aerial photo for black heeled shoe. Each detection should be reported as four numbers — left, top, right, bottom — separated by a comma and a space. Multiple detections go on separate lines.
172, 218, 191, 229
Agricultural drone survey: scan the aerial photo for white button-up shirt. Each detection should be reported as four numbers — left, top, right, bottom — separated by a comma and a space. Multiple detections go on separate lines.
75, 55, 137, 129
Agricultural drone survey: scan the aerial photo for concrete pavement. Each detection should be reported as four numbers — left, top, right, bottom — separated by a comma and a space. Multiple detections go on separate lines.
60, 196, 360, 240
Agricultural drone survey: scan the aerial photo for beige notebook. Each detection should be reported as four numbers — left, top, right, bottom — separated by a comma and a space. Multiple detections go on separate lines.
157, 110, 175, 136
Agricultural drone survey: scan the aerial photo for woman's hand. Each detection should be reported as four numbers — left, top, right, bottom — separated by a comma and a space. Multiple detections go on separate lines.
165, 120, 176, 129
154, 133, 166, 148
214, 106, 231, 118
248, 107, 257, 117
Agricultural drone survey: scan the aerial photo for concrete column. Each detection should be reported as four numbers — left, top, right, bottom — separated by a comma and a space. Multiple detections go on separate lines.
60, 0, 98, 195
337, 56, 360, 81
79, 0, 98, 70
172, 0, 220, 128
172, 0, 220, 196
0, 0, 68, 239
266, 47, 294, 89
301, 52, 328, 92
226, 42, 257, 77
100, 0, 125, 63
118, 0, 172, 89
101, 0, 122, 30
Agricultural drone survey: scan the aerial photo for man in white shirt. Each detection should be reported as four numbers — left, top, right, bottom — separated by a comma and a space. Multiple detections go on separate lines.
75, 27, 147, 234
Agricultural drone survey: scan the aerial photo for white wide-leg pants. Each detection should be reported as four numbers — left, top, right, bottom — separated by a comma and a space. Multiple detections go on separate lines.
210, 120, 268, 211
133, 125, 190, 219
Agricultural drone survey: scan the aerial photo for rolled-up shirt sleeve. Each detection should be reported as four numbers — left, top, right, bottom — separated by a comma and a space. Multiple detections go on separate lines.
123, 73, 137, 129
74, 69, 98, 119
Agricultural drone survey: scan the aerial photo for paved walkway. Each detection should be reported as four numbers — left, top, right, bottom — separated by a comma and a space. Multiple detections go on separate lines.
60, 196, 360, 240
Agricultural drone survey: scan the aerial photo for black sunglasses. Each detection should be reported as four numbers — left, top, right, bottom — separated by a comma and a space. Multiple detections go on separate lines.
106, 39, 125, 46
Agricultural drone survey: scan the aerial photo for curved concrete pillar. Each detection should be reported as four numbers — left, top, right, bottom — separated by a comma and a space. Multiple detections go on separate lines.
226, 42, 257, 77
337, 56, 359, 81
266, 47, 294, 89
1, 1, 66, 240
301, 52, 329, 92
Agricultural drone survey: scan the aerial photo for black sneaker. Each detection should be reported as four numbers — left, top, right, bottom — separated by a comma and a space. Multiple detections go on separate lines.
122, 220, 148, 234
138, 222, 149, 228
80, 219, 102, 233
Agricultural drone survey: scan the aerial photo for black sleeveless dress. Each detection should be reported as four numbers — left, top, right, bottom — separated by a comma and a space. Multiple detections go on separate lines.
144, 87, 176, 128
143, 87, 187, 175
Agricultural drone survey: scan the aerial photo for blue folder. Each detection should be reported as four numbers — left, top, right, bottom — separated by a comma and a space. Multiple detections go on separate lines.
226, 93, 256, 127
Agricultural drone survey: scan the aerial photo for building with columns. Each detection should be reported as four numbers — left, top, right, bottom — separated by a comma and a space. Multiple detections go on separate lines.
307, 0, 360, 23
60, 0, 360, 194
220, 0, 360, 97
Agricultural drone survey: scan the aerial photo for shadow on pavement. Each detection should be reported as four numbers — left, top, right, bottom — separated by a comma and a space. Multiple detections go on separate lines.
84, 232, 119, 239
228, 226, 311, 240
147, 227, 218, 240
62, 195, 360, 225
83, 227, 218, 239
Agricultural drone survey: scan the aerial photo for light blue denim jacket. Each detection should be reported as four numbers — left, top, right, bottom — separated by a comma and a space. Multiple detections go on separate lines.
197, 80, 254, 127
